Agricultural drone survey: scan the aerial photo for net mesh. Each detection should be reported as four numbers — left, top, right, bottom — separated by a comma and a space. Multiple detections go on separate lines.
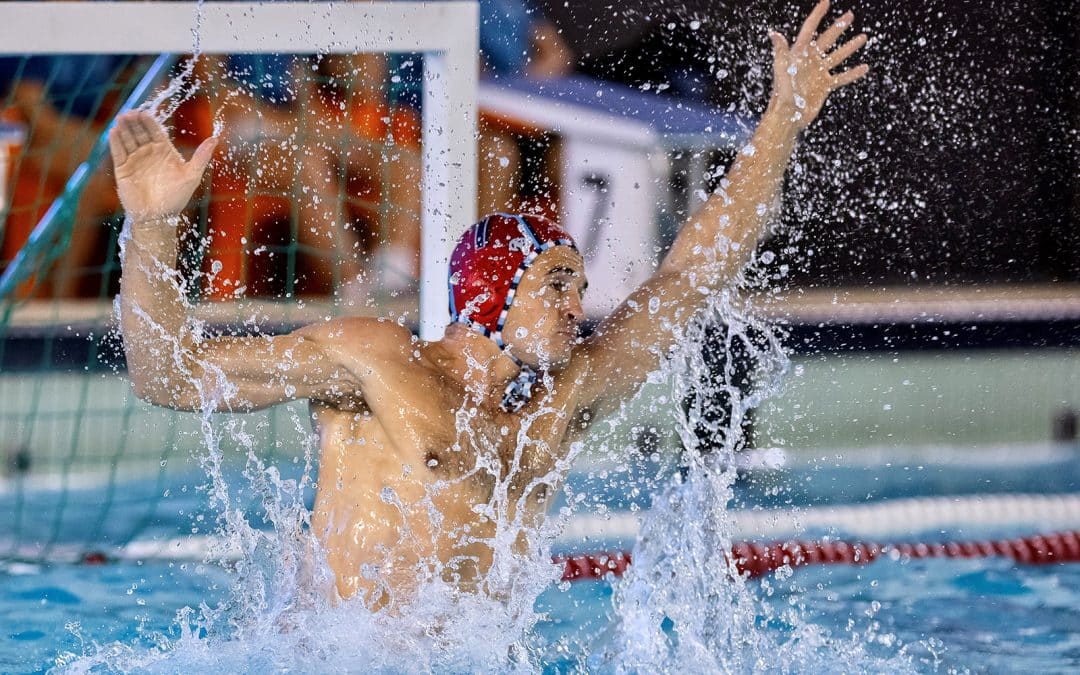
0, 50, 424, 560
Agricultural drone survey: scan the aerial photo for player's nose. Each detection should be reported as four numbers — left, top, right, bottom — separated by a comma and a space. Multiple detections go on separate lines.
564, 292, 583, 323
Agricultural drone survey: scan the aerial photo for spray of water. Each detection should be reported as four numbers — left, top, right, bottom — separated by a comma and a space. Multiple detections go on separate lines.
59, 5, 942, 670
591, 284, 916, 672
70, 209, 918, 674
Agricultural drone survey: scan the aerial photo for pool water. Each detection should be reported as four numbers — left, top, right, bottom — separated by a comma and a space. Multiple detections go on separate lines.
1, 560, 230, 674
4, 548, 1079, 673
2, 450, 1079, 673
534, 557, 1080, 673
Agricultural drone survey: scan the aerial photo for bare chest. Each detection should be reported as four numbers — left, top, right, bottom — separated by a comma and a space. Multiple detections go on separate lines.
410, 392, 575, 489
316, 371, 580, 500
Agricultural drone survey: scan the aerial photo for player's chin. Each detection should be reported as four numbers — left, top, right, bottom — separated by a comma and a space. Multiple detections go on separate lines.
550, 352, 573, 371
542, 338, 576, 370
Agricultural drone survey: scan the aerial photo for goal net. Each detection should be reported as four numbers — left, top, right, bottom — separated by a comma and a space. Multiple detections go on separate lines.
0, 1, 476, 561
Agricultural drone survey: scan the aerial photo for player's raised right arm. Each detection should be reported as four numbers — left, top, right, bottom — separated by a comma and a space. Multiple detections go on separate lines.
111, 111, 367, 412
112, 109, 224, 408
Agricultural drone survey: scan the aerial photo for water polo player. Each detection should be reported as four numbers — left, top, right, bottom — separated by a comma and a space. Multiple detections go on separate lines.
110, 1, 868, 607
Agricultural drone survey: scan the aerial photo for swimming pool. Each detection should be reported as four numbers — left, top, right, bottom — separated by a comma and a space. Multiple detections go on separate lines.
3, 445, 1078, 672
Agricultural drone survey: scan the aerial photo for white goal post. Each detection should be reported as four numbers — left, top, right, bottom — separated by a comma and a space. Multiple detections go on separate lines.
0, 1, 478, 340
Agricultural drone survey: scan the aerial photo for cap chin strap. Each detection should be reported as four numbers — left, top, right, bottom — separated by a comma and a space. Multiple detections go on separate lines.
487, 327, 537, 414
500, 362, 537, 413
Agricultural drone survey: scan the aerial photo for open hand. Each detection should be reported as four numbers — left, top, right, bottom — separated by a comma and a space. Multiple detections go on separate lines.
768, 0, 869, 129
109, 110, 218, 221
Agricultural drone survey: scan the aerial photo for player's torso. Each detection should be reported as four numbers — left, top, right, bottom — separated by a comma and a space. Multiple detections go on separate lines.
308, 346, 588, 604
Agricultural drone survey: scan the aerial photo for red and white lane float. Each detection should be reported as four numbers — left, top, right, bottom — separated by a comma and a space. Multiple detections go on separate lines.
60, 493, 1080, 585
555, 530, 1080, 582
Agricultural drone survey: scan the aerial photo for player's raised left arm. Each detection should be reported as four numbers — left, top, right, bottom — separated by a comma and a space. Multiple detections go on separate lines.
575, 1, 868, 418
662, 0, 867, 277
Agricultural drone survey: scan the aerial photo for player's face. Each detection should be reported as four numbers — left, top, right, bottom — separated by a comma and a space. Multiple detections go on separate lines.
502, 247, 587, 370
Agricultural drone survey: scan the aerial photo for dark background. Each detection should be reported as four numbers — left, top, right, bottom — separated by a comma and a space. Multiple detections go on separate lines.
540, 0, 1079, 287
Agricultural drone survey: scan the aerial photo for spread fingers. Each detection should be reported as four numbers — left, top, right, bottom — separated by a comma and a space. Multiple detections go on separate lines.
833, 63, 870, 87
827, 33, 868, 69
795, 0, 830, 49
815, 11, 854, 53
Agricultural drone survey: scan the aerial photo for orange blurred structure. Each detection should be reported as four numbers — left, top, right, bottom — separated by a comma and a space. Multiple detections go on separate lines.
171, 54, 422, 301
1, 82, 122, 299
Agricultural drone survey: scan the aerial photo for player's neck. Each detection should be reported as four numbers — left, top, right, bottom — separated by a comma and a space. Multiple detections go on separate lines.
436, 323, 522, 402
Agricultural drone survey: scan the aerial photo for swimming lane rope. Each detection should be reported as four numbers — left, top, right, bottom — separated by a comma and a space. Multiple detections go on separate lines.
45, 494, 1080, 584
559, 492, 1080, 542
555, 530, 1080, 582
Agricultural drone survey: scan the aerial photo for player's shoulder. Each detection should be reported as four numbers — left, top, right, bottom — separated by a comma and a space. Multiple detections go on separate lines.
297, 315, 415, 354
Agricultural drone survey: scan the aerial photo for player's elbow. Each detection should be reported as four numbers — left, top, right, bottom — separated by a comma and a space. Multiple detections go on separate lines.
126, 351, 208, 410
127, 360, 161, 403
128, 371, 154, 403
128, 372, 201, 411
124, 337, 209, 410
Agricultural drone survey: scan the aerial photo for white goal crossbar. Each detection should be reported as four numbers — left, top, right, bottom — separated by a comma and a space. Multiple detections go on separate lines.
0, 1, 478, 339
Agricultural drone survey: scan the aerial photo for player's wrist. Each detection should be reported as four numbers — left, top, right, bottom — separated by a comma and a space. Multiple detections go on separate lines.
129, 212, 184, 229
765, 94, 797, 122
763, 95, 807, 138
127, 214, 186, 243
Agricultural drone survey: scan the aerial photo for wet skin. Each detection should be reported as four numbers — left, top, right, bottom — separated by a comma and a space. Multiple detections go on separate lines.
110, 0, 868, 609
302, 249, 595, 605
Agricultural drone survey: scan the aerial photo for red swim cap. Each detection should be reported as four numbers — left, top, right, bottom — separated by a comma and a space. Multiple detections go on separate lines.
448, 213, 577, 347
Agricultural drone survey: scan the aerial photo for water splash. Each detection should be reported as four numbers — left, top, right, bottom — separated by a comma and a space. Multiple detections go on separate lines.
93, 146, 910, 675
591, 289, 914, 672
80, 221, 920, 673
142, 0, 208, 123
